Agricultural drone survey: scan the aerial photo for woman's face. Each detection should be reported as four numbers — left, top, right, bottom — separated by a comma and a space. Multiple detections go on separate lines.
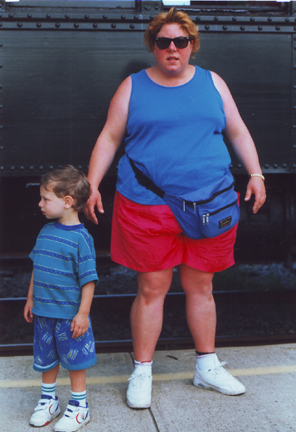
152, 23, 193, 77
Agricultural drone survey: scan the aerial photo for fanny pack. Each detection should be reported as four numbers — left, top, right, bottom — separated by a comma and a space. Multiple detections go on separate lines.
128, 156, 240, 240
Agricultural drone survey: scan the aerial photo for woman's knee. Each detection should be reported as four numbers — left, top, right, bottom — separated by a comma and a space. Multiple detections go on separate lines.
137, 268, 173, 301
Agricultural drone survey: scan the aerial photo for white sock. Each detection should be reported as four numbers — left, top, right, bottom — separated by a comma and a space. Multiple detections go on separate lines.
134, 360, 153, 376
41, 382, 56, 399
71, 390, 87, 407
196, 353, 219, 371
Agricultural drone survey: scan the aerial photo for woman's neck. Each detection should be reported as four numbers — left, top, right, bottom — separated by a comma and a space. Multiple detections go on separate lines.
146, 64, 195, 87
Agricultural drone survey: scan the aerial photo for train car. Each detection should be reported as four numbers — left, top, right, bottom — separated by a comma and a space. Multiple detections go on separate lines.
0, 0, 295, 263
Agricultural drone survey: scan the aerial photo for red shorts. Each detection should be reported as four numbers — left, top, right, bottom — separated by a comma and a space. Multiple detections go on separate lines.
111, 191, 238, 273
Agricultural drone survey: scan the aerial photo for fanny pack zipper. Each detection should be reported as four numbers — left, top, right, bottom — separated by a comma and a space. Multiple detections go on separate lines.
202, 199, 238, 225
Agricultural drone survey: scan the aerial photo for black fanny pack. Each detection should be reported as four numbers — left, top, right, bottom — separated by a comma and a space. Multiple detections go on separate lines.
128, 157, 240, 240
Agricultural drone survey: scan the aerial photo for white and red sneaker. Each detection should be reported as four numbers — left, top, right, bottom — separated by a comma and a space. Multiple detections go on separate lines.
54, 400, 90, 432
29, 394, 60, 427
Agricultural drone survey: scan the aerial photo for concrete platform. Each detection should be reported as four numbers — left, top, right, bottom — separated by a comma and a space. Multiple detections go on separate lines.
1, 344, 296, 432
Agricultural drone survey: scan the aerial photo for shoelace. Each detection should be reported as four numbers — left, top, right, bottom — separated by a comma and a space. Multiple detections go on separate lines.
207, 361, 227, 374
128, 372, 150, 388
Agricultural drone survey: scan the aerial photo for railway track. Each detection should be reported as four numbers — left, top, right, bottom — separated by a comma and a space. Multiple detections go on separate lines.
1, 289, 296, 357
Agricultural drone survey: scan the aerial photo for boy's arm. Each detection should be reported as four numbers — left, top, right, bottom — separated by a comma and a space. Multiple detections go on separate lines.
24, 271, 34, 323
71, 281, 96, 339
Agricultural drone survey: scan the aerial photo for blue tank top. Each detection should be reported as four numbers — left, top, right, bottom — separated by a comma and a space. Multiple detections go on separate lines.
116, 66, 232, 205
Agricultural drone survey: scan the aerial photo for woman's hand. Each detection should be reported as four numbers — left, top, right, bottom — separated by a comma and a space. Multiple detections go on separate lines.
84, 189, 104, 225
244, 176, 266, 214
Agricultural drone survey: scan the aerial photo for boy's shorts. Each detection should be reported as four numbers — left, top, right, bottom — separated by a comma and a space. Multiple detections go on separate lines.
111, 191, 238, 273
33, 316, 97, 372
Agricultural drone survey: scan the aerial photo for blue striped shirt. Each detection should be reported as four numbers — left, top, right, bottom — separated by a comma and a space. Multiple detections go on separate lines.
30, 222, 98, 319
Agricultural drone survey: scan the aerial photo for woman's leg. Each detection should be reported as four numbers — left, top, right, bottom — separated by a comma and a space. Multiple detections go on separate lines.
130, 267, 174, 362
178, 263, 215, 353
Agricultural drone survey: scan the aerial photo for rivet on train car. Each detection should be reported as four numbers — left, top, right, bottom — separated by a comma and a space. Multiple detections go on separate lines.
273, 164, 278, 168
195, 17, 200, 22
258, 26, 263, 31
264, 164, 269, 169
103, 15, 108, 20
268, 17, 272, 22
223, 25, 227, 31
9, 14, 14, 19
144, 5, 150, 11
20, 166, 24, 170
27, 14, 32, 19
0, 166, 3, 170
46, 14, 51, 19
240, 26, 245, 31
293, 106, 296, 110
74, 23, 79, 28
84, 14, 89, 19
55, 23, 60, 28
285, 18, 290, 23
30, 166, 34, 170
10, 166, 15, 171
134, 15, 139, 20
205, 25, 210, 30
293, 125, 296, 129
282, 164, 287, 168
150, 15, 155, 21
250, 17, 255, 22
39, 166, 43, 170
93, 23, 97, 29
214, 16, 219, 22
111, 23, 116, 28
65, 14, 70, 19
130, 24, 135, 29
121, 15, 126, 20
0, 146, 3, 150
237, 164, 242, 168
293, 85, 296, 90
232, 17, 237, 22
17, 22, 22, 28
293, 164, 296, 168
36, 23, 41, 28
0, 105, 3, 109
276, 26, 280, 31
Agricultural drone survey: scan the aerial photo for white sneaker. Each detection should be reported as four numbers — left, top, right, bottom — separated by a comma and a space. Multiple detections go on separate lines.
29, 395, 60, 427
127, 369, 152, 409
54, 400, 90, 432
193, 361, 246, 395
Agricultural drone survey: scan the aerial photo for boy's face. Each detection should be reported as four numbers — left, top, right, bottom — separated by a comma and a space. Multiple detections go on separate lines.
39, 186, 66, 220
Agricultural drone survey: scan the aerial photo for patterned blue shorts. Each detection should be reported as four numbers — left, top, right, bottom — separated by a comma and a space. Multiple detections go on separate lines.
33, 316, 97, 372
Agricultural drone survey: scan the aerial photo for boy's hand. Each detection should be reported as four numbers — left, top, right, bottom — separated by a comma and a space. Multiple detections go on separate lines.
71, 313, 89, 339
24, 298, 34, 323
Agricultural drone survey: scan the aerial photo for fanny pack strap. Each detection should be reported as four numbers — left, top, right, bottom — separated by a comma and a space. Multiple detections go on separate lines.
127, 155, 165, 199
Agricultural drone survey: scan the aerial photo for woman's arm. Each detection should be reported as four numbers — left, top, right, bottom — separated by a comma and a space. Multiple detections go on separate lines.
211, 71, 266, 214
84, 76, 132, 224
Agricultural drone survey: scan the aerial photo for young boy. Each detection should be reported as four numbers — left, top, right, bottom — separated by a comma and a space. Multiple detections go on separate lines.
24, 165, 99, 432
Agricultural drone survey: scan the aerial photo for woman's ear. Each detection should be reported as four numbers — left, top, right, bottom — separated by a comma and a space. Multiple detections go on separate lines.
64, 195, 74, 209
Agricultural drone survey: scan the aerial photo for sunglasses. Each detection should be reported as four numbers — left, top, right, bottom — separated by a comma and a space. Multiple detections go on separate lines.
155, 37, 191, 50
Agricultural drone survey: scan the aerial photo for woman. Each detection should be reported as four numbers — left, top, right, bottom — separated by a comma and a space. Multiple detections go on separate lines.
85, 8, 266, 408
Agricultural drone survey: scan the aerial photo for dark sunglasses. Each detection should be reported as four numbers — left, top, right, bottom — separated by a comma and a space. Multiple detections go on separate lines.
155, 37, 191, 50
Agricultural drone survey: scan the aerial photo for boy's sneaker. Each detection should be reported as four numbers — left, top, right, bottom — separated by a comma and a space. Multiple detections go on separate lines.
29, 394, 60, 427
54, 400, 90, 432
127, 369, 152, 409
193, 361, 246, 396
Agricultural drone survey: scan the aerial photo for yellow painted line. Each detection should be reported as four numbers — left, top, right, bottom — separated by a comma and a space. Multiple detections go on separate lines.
1, 365, 296, 389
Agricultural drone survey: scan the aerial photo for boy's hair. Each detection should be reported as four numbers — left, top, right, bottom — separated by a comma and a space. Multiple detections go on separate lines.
40, 165, 91, 212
